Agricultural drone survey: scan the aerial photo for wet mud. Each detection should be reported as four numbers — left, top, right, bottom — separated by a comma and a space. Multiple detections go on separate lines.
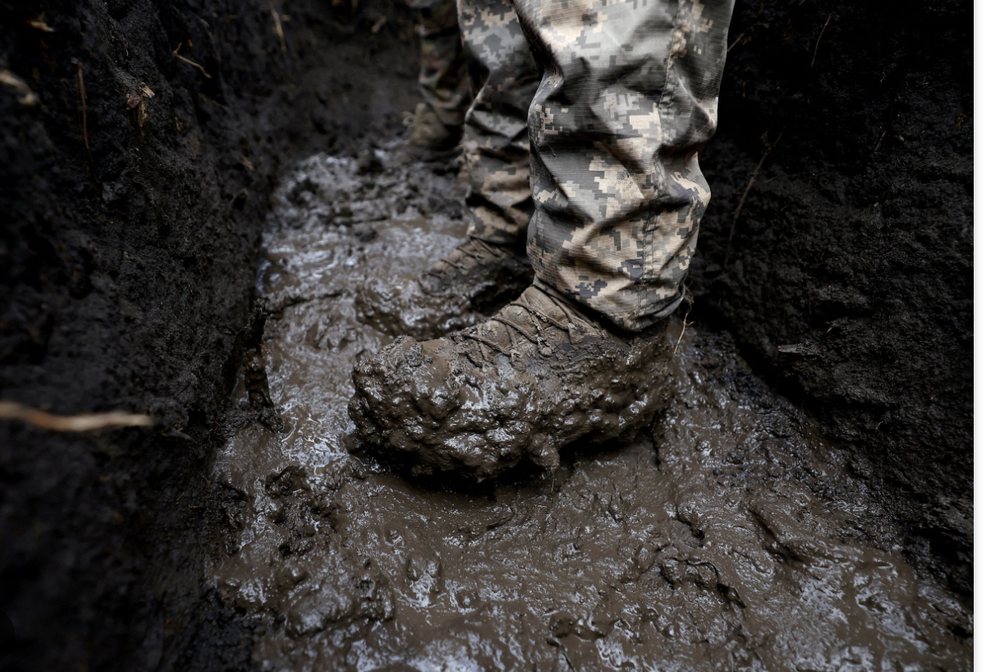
355, 235, 534, 342
208, 147, 973, 670
351, 283, 684, 480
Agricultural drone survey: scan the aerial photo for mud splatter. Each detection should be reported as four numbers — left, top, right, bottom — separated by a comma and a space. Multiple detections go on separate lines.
207, 146, 972, 670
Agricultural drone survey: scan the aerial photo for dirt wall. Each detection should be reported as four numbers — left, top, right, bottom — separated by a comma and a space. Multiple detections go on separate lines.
0, 1, 416, 669
694, 0, 973, 595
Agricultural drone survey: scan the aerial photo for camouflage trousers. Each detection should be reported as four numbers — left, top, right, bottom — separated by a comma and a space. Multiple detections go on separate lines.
459, 0, 735, 331
404, 0, 471, 128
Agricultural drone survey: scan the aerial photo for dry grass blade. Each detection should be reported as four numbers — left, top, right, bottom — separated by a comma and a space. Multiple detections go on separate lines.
0, 401, 154, 432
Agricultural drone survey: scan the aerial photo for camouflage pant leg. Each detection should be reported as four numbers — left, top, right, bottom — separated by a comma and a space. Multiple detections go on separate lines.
514, 0, 735, 331
457, 0, 540, 246
405, 0, 471, 128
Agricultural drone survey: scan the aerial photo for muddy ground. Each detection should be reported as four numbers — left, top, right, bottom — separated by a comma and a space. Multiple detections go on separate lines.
0, 0, 972, 670
206, 149, 972, 669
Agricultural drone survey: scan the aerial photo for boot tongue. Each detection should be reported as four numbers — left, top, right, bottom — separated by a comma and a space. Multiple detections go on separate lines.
455, 285, 592, 358
501, 286, 578, 348
518, 286, 567, 325
521, 285, 599, 329
428, 238, 505, 278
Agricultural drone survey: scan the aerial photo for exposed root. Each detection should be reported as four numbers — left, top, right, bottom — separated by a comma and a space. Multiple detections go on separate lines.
0, 69, 39, 105
0, 401, 153, 432
724, 132, 783, 268
811, 13, 833, 68
673, 296, 694, 357
230, 187, 249, 205
271, 7, 287, 52
873, 129, 887, 154
77, 63, 91, 161
173, 42, 212, 79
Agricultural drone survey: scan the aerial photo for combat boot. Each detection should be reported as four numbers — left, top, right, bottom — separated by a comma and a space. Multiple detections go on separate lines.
349, 284, 678, 480
401, 102, 463, 162
356, 236, 533, 340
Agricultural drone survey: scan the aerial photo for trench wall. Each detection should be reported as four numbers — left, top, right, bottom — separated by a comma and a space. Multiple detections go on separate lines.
695, 0, 973, 595
0, 1, 414, 669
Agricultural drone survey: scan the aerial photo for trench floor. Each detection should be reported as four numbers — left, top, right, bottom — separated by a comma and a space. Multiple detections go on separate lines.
206, 146, 973, 671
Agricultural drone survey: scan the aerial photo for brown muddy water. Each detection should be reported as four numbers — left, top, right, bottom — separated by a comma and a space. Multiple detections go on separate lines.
207, 146, 973, 671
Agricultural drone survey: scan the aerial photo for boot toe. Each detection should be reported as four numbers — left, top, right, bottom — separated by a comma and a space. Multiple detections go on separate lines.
350, 337, 463, 456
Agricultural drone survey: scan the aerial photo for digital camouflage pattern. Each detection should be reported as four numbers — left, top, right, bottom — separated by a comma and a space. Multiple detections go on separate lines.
405, 0, 471, 130
458, 0, 539, 246
458, 0, 735, 331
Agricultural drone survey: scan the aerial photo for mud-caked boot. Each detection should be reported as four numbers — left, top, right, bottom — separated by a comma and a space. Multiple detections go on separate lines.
356, 236, 533, 340
349, 284, 679, 480
400, 102, 463, 162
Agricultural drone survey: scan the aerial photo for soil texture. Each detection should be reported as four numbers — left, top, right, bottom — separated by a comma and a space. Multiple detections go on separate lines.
0, 0, 972, 669
207, 149, 972, 670
693, 0, 973, 595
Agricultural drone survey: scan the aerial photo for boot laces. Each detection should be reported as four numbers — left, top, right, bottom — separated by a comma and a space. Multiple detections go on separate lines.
457, 291, 582, 365
403, 103, 455, 148
431, 237, 506, 276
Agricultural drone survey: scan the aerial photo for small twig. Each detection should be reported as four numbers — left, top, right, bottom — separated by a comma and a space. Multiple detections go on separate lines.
673, 298, 694, 357
811, 13, 832, 68
0, 401, 153, 432
270, 7, 287, 52
77, 63, 92, 161
173, 42, 212, 78
873, 130, 887, 154
724, 132, 783, 267
727, 32, 744, 53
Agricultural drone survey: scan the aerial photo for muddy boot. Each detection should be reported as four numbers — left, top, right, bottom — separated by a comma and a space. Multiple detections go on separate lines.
356, 236, 533, 340
401, 102, 463, 162
349, 284, 678, 480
